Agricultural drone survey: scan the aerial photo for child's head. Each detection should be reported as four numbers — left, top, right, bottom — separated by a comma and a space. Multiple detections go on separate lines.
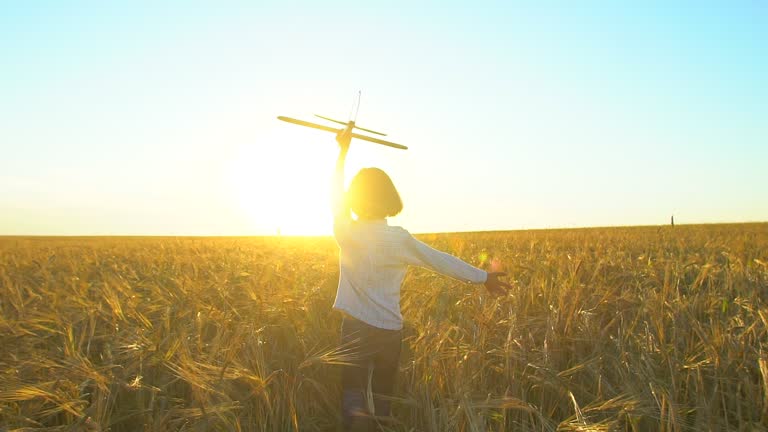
347, 168, 403, 220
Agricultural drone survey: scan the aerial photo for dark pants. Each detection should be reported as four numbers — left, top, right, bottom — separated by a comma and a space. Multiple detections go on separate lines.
340, 315, 402, 432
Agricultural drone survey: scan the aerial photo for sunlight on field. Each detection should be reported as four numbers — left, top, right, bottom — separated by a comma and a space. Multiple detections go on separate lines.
227, 128, 332, 235
1, 224, 767, 431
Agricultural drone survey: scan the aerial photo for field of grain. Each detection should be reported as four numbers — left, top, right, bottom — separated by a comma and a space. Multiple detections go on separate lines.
1, 224, 767, 431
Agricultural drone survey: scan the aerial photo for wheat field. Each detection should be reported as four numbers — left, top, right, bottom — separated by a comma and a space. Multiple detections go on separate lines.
1, 223, 767, 431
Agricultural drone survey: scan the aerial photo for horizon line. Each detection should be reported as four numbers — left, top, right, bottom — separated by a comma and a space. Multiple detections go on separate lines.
2, 221, 766, 238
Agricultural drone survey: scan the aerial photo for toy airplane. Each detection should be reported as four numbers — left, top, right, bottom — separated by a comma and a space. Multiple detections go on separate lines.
277, 92, 407, 150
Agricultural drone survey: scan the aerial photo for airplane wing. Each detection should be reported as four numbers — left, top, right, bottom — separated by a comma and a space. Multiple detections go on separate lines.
314, 114, 347, 127
314, 114, 388, 136
277, 116, 407, 150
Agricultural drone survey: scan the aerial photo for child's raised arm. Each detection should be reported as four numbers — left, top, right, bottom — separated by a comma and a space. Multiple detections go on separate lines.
332, 127, 353, 241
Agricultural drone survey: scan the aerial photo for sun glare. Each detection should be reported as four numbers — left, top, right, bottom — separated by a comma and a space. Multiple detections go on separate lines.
228, 127, 332, 236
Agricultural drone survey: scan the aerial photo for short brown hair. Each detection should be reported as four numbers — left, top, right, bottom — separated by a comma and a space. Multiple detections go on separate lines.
347, 168, 403, 219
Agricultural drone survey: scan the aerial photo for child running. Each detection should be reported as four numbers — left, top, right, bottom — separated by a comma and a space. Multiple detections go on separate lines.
331, 126, 512, 431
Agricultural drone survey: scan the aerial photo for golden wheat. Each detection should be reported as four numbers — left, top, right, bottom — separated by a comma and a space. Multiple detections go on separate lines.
1, 224, 767, 431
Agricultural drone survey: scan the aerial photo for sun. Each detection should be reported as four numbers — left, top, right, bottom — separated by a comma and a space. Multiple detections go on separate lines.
228, 128, 333, 236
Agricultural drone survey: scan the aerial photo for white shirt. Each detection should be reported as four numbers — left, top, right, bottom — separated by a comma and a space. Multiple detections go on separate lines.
332, 218, 488, 330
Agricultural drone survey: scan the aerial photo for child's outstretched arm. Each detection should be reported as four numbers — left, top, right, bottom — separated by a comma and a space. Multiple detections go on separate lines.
402, 234, 512, 296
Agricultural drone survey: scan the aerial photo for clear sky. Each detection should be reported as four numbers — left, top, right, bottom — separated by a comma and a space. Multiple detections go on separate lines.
1, 1, 766, 235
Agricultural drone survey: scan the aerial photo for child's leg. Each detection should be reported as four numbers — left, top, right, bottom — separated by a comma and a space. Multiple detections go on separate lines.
340, 317, 374, 431
340, 316, 402, 431
371, 328, 401, 418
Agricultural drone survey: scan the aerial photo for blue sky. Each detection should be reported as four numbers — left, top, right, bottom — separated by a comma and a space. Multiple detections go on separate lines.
1, 2, 766, 235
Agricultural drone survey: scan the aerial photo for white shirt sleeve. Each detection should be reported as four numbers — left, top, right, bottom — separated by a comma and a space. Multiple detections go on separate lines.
400, 233, 487, 284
